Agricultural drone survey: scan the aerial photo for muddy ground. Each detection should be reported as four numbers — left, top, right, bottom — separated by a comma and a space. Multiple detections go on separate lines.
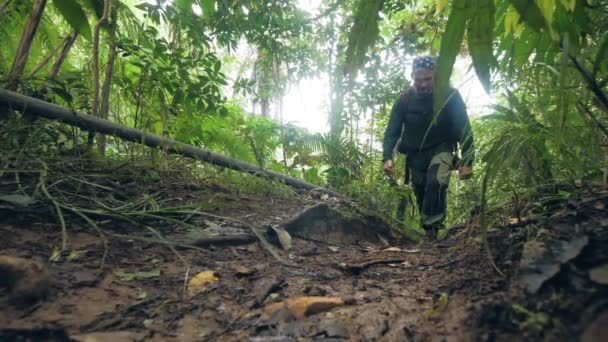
1, 162, 607, 341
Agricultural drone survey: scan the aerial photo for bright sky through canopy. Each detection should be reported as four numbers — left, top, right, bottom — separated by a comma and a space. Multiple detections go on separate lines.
281, 1, 495, 133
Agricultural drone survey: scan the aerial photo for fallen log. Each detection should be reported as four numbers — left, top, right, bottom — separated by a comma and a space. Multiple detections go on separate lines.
0, 89, 342, 197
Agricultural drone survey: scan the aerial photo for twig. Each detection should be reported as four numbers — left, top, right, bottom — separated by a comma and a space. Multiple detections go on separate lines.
37, 167, 68, 251
65, 206, 108, 272
250, 278, 286, 309
577, 101, 608, 138
480, 172, 505, 277
144, 208, 286, 264
569, 55, 608, 112
182, 266, 190, 299
338, 258, 406, 274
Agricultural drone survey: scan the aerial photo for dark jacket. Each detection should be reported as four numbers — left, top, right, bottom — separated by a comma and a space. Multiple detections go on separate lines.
382, 88, 474, 166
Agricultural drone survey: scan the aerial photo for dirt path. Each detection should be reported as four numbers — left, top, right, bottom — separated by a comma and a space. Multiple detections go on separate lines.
1, 173, 607, 341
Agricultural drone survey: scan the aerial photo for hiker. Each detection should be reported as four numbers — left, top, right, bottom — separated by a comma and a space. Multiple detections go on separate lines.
382, 56, 474, 241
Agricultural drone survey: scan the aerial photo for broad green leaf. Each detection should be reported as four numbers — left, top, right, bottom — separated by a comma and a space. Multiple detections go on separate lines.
200, 0, 215, 20
52, 0, 92, 40
434, 0, 469, 111
175, 0, 194, 11
82, 0, 104, 18
504, 6, 524, 37
594, 35, 608, 76
508, 0, 547, 32
560, 0, 576, 11
467, 0, 495, 93
536, 0, 556, 26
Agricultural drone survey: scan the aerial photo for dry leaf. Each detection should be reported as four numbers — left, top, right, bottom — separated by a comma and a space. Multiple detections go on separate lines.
262, 296, 345, 320
187, 270, 219, 296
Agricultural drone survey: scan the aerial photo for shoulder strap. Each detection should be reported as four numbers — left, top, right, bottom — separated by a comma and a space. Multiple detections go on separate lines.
398, 87, 411, 110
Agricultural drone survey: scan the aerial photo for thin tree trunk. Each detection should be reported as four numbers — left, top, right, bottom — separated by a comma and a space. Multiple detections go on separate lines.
48, 31, 79, 79
369, 105, 377, 181
0, 0, 13, 17
98, 7, 118, 155
8, 0, 47, 90
279, 94, 288, 172
89, 0, 111, 145
27, 35, 68, 79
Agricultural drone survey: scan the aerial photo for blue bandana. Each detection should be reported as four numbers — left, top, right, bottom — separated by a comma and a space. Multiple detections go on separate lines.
413, 56, 435, 72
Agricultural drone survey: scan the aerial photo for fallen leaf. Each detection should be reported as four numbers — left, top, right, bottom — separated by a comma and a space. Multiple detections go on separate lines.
137, 291, 148, 299
187, 270, 218, 296
382, 247, 403, 252
262, 296, 346, 320
49, 247, 62, 262
328, 246, 340, 252
593, 201, 605, 210
518, 236, 589, 293
143, 319, 154, 328
235, 266, 256, 276
115, 269, 160, 282
269, 225, 293, 250
426, 293, 449, 318
67, 250, 82, 262
589, 264, 608, 285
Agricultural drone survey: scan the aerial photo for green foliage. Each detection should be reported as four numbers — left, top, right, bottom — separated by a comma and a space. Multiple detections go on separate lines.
467, 0, 495, 92
434, 0, 469, 110
343, 0, 384, 78
52, 0, 92, 40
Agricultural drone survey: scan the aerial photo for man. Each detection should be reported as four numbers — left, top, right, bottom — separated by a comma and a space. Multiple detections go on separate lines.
383, 56, 474, 241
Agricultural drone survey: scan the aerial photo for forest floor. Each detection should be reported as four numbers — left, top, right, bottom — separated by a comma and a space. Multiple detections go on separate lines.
1, 158, 607, 342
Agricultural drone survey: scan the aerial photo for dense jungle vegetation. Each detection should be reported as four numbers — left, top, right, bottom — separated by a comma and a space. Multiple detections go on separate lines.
1, 0, 607, 236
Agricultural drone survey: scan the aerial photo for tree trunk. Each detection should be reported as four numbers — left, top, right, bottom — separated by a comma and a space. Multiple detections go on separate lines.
369, 105, 377, 181
27, 34, 69, 79
98, 7, 118, 155
8, 0, 47, 90
0, 89, 343, 197
0, 0, 14, 17
1, 0, 46, 123
89, 0, 111, 146
48, 31, 79, 79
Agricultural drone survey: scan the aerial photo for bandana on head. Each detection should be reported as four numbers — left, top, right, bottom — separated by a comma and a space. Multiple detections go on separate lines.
413, 56, 435, 72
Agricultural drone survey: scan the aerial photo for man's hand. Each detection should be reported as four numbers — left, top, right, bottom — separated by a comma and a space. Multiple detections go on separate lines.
458, 166, 473, 180
384, 160, 394, 176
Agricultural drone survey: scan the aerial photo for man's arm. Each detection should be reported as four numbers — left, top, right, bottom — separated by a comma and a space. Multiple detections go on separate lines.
382, 97, 406, 162
449, 90, 475, 167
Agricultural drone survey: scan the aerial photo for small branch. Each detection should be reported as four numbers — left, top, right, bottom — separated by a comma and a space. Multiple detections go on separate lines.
338, 258, 406, 274
250, 278, 286, 309
27, 37, 65, 79
91, 0, 111, 121
577, 101, 608, 139
569, 55, 608, 113
48, 31, 79, 79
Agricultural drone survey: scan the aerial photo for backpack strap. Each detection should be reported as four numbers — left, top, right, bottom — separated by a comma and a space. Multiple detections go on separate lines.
398, 87, 412, 112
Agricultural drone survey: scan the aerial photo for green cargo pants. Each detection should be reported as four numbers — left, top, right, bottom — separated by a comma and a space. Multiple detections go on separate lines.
406, 143, 454, 230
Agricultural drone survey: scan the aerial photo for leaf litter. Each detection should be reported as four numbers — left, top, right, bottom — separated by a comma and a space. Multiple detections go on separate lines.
1, 162, 608, 341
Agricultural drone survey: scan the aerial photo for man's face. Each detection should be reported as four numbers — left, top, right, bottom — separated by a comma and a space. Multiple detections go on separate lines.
413, 69, 434, 94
